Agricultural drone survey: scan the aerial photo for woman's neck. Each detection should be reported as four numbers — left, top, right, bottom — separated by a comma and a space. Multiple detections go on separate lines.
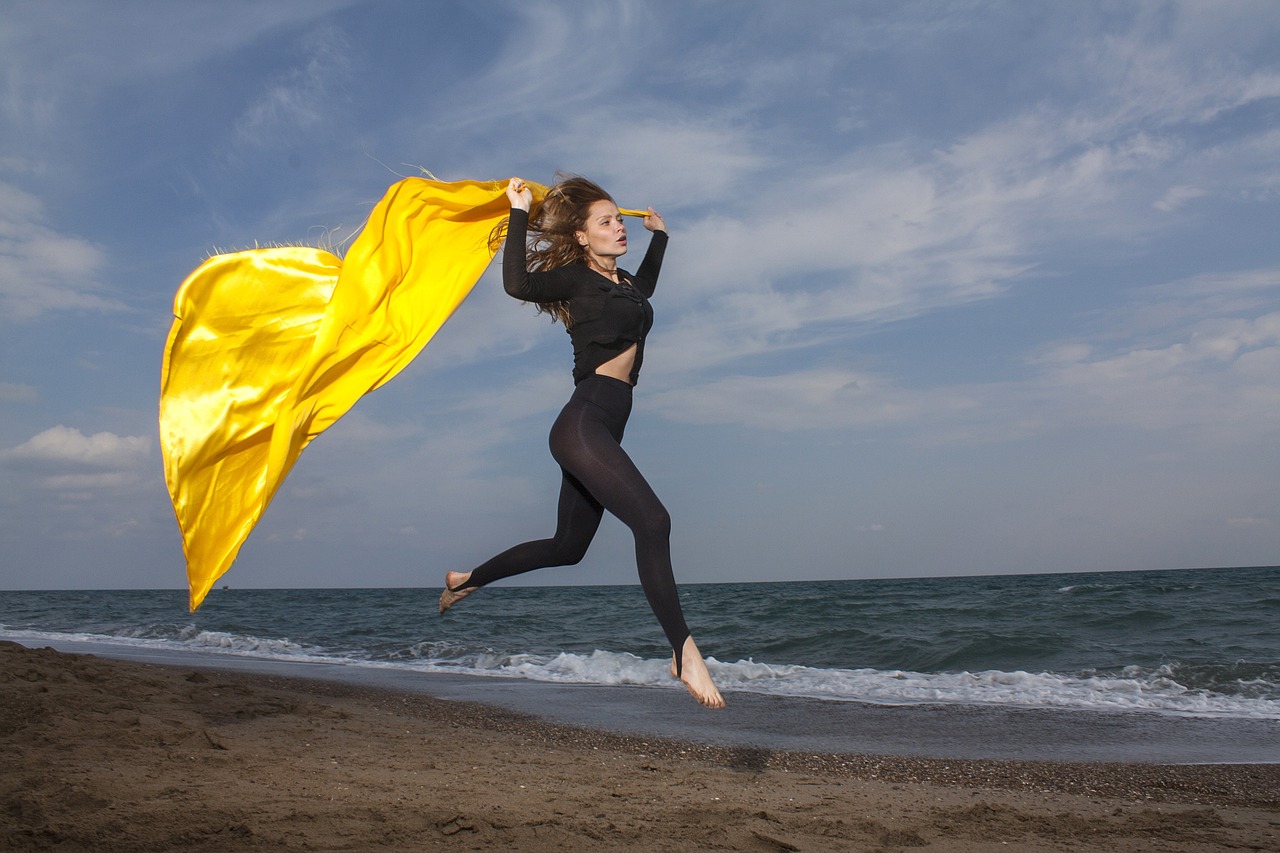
587, 255, 618, 277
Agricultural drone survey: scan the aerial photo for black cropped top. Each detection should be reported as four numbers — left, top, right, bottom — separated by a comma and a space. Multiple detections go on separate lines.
503, 207, 667, 385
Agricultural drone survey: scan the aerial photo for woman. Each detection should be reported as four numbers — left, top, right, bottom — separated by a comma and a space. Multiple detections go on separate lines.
438, 175, 725, 709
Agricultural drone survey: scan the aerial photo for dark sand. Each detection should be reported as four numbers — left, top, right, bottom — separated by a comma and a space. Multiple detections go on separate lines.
2, 641, 1277, 851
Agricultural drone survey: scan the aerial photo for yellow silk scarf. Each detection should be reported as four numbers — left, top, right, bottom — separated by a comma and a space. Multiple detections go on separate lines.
163, 177, 654, 610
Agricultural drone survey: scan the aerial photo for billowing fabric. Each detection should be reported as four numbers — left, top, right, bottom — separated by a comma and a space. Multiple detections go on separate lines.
162, 177, 631, 610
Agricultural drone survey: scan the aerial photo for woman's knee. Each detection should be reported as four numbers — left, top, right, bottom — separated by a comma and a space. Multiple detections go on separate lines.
550, 535, 593, 566
632, 502, 671, 542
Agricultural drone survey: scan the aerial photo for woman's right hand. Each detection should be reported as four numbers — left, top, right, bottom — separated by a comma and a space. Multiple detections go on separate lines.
506, 177, 532, 211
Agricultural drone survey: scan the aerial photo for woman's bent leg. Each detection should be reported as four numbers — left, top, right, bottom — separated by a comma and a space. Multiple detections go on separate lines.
553, 424, 724, 707
546, 379, 724, 708
548, 389, 691, 656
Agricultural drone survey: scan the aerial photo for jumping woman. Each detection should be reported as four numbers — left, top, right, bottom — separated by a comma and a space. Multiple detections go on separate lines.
438, 175, 725, 709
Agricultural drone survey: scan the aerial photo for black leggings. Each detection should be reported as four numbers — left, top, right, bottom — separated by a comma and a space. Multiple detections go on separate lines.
461, 374, 691, 661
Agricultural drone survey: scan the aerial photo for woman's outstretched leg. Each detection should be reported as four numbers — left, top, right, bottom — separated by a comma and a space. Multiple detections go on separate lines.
439, 469, 604, 614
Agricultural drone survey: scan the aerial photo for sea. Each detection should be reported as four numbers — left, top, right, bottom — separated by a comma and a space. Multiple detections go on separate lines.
3, 565, 1278, 762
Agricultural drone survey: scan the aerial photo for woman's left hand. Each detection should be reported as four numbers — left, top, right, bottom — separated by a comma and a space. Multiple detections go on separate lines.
642, 207, 666, 233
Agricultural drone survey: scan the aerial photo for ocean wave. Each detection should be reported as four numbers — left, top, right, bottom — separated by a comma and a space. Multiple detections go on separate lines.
185, 630, 311, 656
6, 567, 1278, 738
0, 627, 341, 667
4, 625, 1278, 721
433, 651, 1280, 719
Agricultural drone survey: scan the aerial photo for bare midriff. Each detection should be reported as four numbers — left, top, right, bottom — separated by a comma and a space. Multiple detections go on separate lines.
594, 343, 638, 385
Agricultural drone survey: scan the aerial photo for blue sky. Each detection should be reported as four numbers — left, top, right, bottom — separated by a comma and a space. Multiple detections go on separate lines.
2, 1, 1277, 594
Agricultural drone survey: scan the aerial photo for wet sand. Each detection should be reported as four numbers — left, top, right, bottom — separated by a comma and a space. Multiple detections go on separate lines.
2, 641, 1277, 851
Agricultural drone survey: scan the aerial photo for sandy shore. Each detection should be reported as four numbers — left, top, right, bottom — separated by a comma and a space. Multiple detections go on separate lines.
2, 641, 1277, 852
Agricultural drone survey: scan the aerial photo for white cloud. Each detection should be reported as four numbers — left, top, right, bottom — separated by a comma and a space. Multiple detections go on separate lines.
648, 279, 1280, 450
0, 182, 120, 320
1155, 185, 1208, 212
1, 425, 150, 468
1039, 313, 1280, 435
635, 151, 1035, 374
1003, 302, 1280, 443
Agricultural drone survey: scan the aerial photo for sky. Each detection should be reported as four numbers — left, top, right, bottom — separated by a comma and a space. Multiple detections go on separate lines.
1, 1, 1278, 596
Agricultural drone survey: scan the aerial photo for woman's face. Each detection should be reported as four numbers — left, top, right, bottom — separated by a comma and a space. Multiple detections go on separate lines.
576, 199, 627, 262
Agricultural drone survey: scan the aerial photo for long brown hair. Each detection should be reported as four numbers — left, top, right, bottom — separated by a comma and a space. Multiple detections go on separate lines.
492, 173, 614, 327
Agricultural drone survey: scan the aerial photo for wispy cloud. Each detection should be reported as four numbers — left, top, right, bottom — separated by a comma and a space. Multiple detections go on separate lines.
0, 183, 120, 320
650, 368, 975, 432
559, 117, 766, 204
649, 271, 1280, 447
1033, 308, 1280, 438
234, 26, 353, 148
0, 382, 38, 403
595, 6, 1280, 400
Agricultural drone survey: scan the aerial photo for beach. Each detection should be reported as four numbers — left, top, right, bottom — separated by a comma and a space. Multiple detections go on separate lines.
2, 641, 1277, 852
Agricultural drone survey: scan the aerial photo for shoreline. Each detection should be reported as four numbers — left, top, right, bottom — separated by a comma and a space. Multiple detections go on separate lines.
3, 641, 1279, 851
8, 635, 1279, 765
154, 667, 1280, 807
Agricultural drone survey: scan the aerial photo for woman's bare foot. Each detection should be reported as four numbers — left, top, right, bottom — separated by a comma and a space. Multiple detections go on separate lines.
671, 636, 726, 709
437, 571, 476, 615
